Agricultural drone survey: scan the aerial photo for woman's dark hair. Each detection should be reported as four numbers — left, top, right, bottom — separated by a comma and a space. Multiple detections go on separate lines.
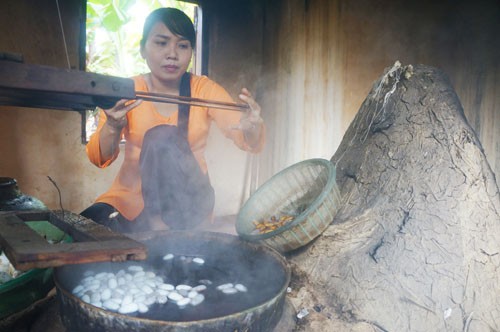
140, 8, 196, 49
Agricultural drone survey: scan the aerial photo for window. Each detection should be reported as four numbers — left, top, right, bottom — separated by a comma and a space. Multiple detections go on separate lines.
83, 0, 202, 142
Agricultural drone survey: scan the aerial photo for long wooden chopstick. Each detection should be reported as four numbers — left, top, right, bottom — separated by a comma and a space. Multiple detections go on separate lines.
135, 91, 250, 112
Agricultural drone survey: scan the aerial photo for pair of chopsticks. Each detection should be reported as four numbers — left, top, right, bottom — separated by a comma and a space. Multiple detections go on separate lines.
135, 91, 250, 112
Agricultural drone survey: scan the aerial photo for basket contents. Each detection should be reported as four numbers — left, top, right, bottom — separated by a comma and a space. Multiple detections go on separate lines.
252, 215, 295, 234
0, 252, 23, 284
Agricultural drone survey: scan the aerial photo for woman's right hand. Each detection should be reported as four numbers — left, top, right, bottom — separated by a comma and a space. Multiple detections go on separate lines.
104, 99, 143, 131
98, 99, 142, 160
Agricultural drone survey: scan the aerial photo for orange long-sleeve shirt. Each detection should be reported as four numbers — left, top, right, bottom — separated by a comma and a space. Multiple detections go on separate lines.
86, 74, 265, 221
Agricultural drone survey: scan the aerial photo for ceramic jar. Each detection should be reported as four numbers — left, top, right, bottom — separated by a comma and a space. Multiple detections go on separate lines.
0, 177, 47, 211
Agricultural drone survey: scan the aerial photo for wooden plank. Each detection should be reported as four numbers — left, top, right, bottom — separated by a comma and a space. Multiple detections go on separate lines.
0, 210, 147, 271
49, 210, 134, 242
0, 61, 135, 98
6, 240, 148, 271
0, 61, 135, 110
0, 213, 49, 252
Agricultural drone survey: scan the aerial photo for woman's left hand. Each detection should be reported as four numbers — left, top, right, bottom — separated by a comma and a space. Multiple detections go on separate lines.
238, 88, 264, 132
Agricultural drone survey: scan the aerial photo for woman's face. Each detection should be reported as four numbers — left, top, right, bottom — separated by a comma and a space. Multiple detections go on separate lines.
141, 22, 192, 86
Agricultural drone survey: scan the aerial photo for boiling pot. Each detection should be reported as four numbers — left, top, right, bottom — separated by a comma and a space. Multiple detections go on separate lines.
54, 231, 290, 332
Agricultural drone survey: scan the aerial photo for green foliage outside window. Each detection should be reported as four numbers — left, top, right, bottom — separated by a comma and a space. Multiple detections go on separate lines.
86, 0, 196, 77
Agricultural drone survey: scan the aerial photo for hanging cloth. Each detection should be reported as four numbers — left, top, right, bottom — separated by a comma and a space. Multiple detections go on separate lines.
138, 72, 214, 231
177, 72, 191, 137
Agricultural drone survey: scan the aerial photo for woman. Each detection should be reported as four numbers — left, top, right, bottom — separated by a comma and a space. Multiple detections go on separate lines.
81, 8, 265, 233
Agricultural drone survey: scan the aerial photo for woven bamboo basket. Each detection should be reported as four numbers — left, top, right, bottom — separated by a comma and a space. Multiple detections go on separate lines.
236, 158, 341, 253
